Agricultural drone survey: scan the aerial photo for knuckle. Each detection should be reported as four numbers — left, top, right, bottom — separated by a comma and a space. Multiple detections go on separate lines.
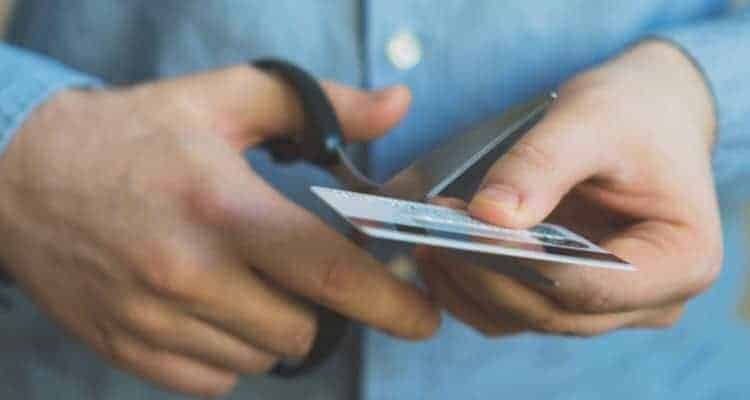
130, 132, 202, 192
138, 248, 201, 301
505, 140, 558, 173
689, 265, 720, 299
202, 380, 238, 399
647, 317, 678, 330
142, 262, 194, 299
685, 235, 724, 298
533, 315, 609, 338
406, 308, 440, 340
555, 272, 626, 314
178, 368, 239, 398
153, 134, 245, 228
700, 243, 723, 290
287, 319, 318, 358
530, 313, 567, 334
575, 282, 617, 313
89, 310, 141, 366
314, 255, 359, 308
120, 297, 172, 338
102, 334, 135, 366
106, 343, 128, 366
650, 308, 685, 329
240, 353, 279, 375
90, 321, 121, 361
182, 178, 236, 227
562, 74, 614, 113
563, 323, 611, 338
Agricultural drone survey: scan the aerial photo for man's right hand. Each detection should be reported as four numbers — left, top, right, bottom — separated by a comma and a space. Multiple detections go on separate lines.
0, 66, 439, 397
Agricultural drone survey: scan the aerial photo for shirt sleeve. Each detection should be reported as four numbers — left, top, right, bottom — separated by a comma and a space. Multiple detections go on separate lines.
651, 6, 750, 200
0, 43, 102, 156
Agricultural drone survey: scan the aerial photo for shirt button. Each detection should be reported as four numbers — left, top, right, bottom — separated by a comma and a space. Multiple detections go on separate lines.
386, 29, 423, 71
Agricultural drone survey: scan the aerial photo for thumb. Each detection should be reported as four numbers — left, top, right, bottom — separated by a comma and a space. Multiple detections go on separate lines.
467, 106, 608, 229
320, 81, 412, 141
224, 66, 411, 149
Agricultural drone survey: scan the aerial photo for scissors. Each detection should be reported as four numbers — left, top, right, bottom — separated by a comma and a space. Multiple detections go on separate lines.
253, 59, 557, 376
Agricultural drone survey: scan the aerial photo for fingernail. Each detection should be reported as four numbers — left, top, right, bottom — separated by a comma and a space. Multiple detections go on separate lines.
473, 184, 520, 213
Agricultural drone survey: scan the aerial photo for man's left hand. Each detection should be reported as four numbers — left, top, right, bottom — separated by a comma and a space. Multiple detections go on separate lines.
417, 41, 723, 337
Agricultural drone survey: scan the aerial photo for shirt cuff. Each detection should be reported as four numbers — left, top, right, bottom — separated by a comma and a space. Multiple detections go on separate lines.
649, 9, 750, 197
0, 44, 103, 156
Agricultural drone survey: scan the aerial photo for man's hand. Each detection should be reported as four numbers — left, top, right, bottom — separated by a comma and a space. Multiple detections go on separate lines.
0, 66, 439, 397
417, 41, 722, 337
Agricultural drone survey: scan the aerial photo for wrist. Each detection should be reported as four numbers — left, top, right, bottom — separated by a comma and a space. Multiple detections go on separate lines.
0, 87, 83, 285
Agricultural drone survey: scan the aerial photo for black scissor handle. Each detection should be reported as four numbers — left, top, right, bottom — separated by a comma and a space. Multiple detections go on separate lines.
251, 59, 350, 377
253, 59, 344, 166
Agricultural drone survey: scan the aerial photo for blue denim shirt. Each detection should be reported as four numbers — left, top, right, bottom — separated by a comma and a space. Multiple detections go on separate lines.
1, 1, 750, 399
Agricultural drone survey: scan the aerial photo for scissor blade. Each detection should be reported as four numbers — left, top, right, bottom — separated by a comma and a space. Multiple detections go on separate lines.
379, 91, 557, 202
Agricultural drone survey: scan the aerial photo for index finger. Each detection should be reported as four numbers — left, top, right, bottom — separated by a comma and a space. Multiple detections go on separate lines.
256, 204, 439, 339
223, 178, 440, 340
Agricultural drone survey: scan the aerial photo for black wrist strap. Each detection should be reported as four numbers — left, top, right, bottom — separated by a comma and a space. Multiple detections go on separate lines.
251, 59, 351, 378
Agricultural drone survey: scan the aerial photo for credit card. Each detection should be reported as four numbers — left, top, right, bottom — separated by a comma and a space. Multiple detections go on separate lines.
312, 186, 633, 271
